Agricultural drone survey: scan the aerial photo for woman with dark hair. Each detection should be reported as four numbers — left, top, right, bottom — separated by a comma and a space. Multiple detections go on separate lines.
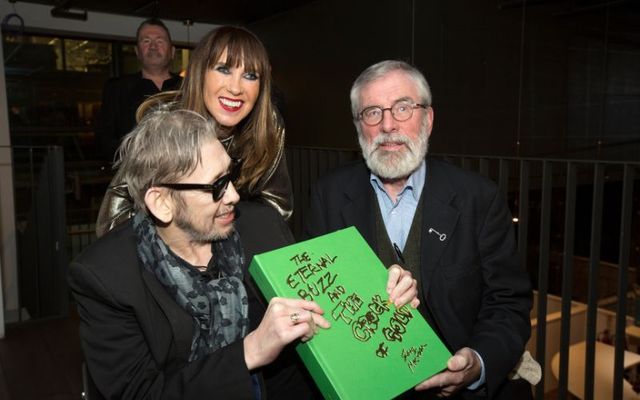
96, 26, 292, 236
86, 26, 420, 400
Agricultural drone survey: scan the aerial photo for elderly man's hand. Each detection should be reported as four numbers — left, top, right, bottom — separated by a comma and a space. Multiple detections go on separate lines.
386, 264, 420, 308
415, 347, 482, 397
243, 297, 330, 370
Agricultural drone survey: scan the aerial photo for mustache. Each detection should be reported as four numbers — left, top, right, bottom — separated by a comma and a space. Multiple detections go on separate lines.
215, 206, 235, 218
371, 134, 412, 151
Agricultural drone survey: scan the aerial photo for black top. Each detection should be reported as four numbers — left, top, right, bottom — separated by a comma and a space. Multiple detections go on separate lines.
304, 158, 533, 400
95, 71, 182, 161
70, 201, 316, 399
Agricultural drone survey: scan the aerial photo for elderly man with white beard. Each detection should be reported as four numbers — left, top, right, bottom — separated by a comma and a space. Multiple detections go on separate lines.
305, 60, 533, 400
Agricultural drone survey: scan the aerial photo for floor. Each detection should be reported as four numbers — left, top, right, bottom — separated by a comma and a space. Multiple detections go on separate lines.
544, 389, 578, 399
0, 311, 83, 400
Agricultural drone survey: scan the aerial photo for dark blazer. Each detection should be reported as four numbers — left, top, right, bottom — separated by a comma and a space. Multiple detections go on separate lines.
94, 72, 182, 161
69, 201, 312, 400
304, 159, 532, 399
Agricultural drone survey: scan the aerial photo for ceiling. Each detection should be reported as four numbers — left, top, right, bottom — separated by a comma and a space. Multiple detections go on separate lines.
11, 0, 318, 25
9, 0, 640, 34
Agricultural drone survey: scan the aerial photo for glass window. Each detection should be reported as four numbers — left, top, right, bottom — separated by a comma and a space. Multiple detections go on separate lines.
63, 39, 111, 73
3, 31, 191, 223
121, 43, 139, 74
3, 33, 189, 142
4, 34, 61, 72
3, 34, 110, 136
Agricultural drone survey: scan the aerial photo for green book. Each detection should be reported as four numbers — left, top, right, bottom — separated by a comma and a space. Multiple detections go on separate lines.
249, 226, 451, 400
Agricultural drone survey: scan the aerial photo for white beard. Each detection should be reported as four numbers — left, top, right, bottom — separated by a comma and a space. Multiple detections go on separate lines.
359, 123, 429, 180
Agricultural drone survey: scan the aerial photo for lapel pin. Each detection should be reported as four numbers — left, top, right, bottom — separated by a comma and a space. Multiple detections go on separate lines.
428, 228, 447, 241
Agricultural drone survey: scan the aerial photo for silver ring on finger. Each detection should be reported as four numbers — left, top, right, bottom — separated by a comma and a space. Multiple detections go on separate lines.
290, 312, 300, 324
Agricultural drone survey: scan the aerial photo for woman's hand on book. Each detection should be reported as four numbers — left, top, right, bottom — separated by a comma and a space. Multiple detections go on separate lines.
386, 264, 420, 309
243, 297, 331, 370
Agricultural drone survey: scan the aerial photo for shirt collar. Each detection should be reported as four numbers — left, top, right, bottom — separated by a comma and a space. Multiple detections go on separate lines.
370, 160, 426, 201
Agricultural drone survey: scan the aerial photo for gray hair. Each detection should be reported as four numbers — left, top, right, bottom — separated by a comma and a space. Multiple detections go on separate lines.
349, 60, 432, 119
115, 109, 219, 212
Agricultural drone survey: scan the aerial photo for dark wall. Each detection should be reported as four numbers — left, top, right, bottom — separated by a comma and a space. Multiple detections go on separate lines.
254, 0, 414, 150
251, 0, 640, 161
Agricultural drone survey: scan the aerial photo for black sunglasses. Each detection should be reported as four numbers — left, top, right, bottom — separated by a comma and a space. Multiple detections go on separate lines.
157, 158, 243, 202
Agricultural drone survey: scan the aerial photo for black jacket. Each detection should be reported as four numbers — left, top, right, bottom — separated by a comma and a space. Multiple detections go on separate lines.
95, 72, 182, 161
304, 158, 533, 399
70, 201, 314, 399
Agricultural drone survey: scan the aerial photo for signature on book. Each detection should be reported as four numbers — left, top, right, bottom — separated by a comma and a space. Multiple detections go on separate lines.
401, 344, 427, 372
376, 342, 428, 373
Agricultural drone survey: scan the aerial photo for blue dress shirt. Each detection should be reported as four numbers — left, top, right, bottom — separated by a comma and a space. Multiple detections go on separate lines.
369, 161, 426, 252
370, 160, 486, 390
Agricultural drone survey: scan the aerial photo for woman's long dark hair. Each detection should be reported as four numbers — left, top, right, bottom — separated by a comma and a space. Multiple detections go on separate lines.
137, 26, 279, 193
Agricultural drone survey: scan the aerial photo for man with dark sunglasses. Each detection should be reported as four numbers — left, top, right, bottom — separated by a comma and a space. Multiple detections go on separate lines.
157, 158, 243, 202
68, 109, 336, 399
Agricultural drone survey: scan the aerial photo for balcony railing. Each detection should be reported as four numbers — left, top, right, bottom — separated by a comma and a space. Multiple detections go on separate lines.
8, 145, 68, 321
6, 144, 639, 400
286, 146, 640, 400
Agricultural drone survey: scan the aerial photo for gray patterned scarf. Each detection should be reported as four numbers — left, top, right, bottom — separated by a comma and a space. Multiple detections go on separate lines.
133, 212, 250, 362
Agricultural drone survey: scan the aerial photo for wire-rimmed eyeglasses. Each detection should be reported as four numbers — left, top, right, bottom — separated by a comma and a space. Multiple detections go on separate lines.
157, 158, 243, 202
356, 100, 428, 126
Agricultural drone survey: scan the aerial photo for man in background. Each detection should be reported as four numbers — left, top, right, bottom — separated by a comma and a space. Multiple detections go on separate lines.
95, 18, 182, 161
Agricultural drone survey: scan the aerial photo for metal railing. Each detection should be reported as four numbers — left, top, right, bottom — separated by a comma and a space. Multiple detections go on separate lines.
286, 146, 640, 400
10, 145, 68, 321
11, 144, 638, 399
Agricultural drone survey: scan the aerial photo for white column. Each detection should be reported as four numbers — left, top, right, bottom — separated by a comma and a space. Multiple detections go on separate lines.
0, 256, 4, 339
